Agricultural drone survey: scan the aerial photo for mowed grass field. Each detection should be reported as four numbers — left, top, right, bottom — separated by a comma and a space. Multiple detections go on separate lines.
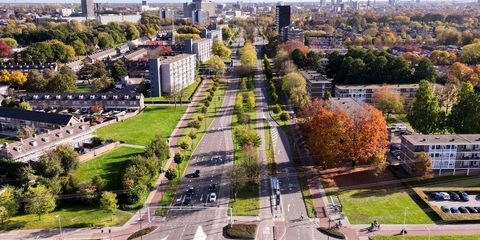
96, 106, 186, 146
0, 206, 132, 230
339, 190, 435, 224
75, 147, 145, 190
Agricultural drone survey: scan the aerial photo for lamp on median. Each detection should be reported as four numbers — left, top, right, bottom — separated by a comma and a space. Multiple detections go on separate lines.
56, 215, 62, 238
402, 207, 409, 240
425, 226, 430, 240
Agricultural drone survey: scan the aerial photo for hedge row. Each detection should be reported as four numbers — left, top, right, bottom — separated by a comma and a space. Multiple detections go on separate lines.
225, 224, 258, 239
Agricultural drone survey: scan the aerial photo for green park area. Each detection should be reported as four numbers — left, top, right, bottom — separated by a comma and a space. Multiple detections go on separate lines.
95, 106, 186, 146
144, 79, 201, 102
75, 147, 145, 190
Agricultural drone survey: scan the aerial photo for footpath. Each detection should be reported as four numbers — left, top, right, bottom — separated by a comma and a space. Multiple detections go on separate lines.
278, 91, 480, 239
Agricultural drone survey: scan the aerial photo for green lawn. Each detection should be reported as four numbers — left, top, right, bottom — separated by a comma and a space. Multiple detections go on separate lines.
74, 147, 145, 190
77, 85, 91, 93
145, 79, 201, 102
96, 106, 186, 146
412, 175, 480, 188
371, 236, 480, 240
0, 134, 17, 144
0, 206, 132, 230
395, 113, 410, 125
338, 190, 435, 224
230, 184, 260, 216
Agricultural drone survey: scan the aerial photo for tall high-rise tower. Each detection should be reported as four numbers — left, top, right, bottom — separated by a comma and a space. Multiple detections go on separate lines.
276, 5, 290, 40
81, 0, 95, 17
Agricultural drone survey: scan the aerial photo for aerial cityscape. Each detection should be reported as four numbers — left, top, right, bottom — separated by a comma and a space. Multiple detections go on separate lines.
1, 0, 480, 239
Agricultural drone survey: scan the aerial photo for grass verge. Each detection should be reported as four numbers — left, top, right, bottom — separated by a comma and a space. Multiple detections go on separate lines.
0, 206, 132, 230
145, 80, 200, 102
337, 190, 435, 224
75, 147, 145, 191
96, 106, 186, 146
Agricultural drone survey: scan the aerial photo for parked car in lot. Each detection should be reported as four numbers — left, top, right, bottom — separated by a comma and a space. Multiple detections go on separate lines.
466, 207, 478, 213
439, 192, 451, 200
441, 206, 451, 213
183, 196, 192, 205
449, 192, 461, 201
187, 187, 195, 196
431, 192, 443, 200
451, 207, 460, 214
459, 206, 469, 213
458, 191, 470, 201
209, 183, 217, 192
209, 192, 217, 202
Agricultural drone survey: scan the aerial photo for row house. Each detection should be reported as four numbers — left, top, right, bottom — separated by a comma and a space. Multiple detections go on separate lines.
84, 43, 132, 64
24, 93, 145, 112
123, 48, 148, 61
0, 108, 79, 133
308, 34, 343, 48
0, 63, 58, 73
0, 123, 93, 163
334, 84, 418, 108
400, 134, 480, 176
300, 70, 333, 100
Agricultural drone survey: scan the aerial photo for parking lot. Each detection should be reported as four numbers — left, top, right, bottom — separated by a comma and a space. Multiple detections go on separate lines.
428, 193, 480, 209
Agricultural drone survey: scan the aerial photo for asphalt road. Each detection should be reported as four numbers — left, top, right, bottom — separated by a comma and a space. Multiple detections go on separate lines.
143, 36, 244, 240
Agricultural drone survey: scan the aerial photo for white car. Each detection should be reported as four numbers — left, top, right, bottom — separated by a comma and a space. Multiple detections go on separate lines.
209, 193, 217, 202
439, 192, 451, 200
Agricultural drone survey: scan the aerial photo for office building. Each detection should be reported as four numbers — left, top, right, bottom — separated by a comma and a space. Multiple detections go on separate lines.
149, 54, 196, 97
400, 134, 480, 176
160, 9, 177, 20
320, 0, 326, 7
192, 9, 210, 26
81, 0, 95, 17
283, 27, 304, 43
276, 5, 290, 41
184, 0, 216, 18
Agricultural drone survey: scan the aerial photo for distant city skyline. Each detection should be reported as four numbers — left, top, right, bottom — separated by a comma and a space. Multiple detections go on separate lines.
1, 0, 434, 4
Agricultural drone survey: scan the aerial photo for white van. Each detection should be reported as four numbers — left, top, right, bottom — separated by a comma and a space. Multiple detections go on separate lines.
396, 126, 407, 132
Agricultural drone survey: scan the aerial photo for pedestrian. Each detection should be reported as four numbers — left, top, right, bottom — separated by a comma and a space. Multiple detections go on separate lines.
301, 213, 304, 219
338, 220, 342, 226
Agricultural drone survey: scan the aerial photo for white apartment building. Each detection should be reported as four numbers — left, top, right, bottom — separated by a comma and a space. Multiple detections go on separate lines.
334, 84, 418, 107
185, 38, 212, 62
149, 54, 196, 97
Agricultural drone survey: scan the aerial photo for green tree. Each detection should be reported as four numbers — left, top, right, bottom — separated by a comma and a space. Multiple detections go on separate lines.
291, 49, 306, 69
0, 185, 19, 223
207, 55, 227, 76
174, 152, 184, 166
50, 42, 67, 63
110, 60, 128, 82
97, 32, 115, 49
414, 152, 433, 180
212, 39, 231, 58
282, 72, 306, 95
165, 167, 178, 180
18, 102, 32, 110
38, 150, 63, 178
145, 133, 170, 162
407, 80, 441, 134
70, 39, 86, 55
46, 74, 77, 93
1, 37, 18, 48
21, 42, 53, 64
92, 175, 107, 191
24, 185, 56, 220
100, 191, 118, 221
235, 125, 261, 148
226, 165, 247, 202
373, 85, 404, 118
56, 144, 80, 175
414, 58, 436, 82
125, 23, 140, 40
448, 82, 480, 134
222, 26, 233, 42
24, 69, 48, 92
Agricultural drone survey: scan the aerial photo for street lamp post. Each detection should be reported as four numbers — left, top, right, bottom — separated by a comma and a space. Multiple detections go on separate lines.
425, 226, 430, 240
402, 207, 409, 240
56, 215, 62, 238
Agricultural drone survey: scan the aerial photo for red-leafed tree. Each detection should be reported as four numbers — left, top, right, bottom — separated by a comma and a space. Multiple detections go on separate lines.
0, 39, 12, 57
276, 40, 308, 56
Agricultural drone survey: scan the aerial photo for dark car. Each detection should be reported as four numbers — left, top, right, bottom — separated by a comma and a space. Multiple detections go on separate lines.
459, 206, 469, 213
451, 207, 460, 214
209, 183, 217, 192
449, 192, 461, 201
187, 187, 195, 196
441, 206, 451, 213
466, 207, 478, 213
193, 169, 201, 177
430, 192, 443, 200
458, 191, 470, 201
183, 196, 192, 205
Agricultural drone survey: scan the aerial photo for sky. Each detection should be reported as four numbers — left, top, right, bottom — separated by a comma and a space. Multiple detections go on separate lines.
1, 0, 396, 3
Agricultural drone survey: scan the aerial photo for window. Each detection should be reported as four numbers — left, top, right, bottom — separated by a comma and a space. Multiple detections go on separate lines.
414, 146, 424, 152
445, 145, 451, 149
436, 145, 441, 149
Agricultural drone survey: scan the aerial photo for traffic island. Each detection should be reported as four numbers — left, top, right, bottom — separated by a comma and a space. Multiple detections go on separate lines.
225, 224, 258, 239
318, 227, 346, 239
127, 226, 158, 240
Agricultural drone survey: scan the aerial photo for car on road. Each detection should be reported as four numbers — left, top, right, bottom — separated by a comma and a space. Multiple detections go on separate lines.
209, 184, 217, 192
459, 206, 469, 213
441, 206, 451, 213
475, 207, 480, 212
193, 169, 201, 177
449, 192, 461, 201
466, 207, 478, 213
451, 207, 460, 214
439, 192, 450, 200
187, 187, 195, 196
183, 196, 192, 205
431, 192, 442, 200
458, 191, 470, 201
209, 193, 217, 202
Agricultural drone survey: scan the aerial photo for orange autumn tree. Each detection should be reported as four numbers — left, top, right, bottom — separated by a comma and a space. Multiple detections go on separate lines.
299, 99, 389, 168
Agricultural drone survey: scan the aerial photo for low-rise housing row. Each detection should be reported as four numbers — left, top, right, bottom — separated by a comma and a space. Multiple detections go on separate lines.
300, 70, 332, 100
334, 84, 418, 107
0, 108, 79, 133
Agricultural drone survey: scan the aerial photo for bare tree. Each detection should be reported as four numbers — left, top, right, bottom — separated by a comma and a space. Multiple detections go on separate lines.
433, 83, 459, 111
226, 165, 248, 202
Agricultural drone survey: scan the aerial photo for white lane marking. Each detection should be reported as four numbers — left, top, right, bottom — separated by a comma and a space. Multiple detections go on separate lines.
193, 224, 207, 240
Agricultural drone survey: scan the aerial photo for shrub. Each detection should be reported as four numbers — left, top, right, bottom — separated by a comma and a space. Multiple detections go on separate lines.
209, 90, 214, 97
225, 224, 257, 239
204, 100, 210, 107
272, 104, 281, 114
207, 95, 213, 101
188, 120, 201, 129
212, 85, 217, 91
179, 140, 191, 150
127, 226, 158, 240
239, 80, 247, 90
188, 129, 197, 139
200, 106, 208, 114
166, 167, 178, 180
317, 227, 346, 239
197, 114, 204, 122
280, 111, 290, 121
270, 92, 278, 102
174, 152, 184, 165
214, 82, 219, 87
68, 106, 78, 113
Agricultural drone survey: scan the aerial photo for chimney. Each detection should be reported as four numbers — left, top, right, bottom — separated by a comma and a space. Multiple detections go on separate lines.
33, 134, 37, 138
3, 143, 7, 147
19, 138, 23, 143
